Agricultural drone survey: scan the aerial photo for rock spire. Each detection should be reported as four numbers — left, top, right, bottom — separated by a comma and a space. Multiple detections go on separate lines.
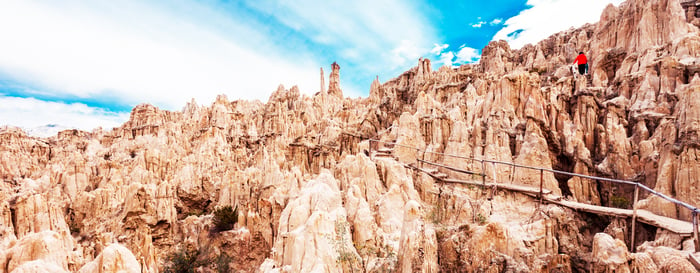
327, 62, 342, 97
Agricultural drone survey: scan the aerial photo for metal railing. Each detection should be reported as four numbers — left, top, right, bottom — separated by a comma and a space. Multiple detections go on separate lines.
368, 138, 700, 252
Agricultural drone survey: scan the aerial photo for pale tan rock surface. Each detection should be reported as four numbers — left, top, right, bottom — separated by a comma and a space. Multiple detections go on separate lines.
78, 244, 140, 273
591, 233, 630, 272
2, 0, 700, 272
1, 231, 73, 273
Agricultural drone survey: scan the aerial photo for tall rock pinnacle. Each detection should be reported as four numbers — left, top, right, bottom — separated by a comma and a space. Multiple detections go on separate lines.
327, 62, 342, 97
320, 67, 326, 94
3, 0, 700, 272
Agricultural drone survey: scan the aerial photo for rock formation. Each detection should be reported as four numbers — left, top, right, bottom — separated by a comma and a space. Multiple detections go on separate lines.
328, 62, 343, 98
2, 0, 700, 272
682, 0, 700, 27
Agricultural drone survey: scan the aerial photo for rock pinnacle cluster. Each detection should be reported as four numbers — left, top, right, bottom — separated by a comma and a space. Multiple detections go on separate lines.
2, 0, 700, 272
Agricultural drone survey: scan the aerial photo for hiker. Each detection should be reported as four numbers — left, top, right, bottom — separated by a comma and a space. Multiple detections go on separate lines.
573, 52, 588, 75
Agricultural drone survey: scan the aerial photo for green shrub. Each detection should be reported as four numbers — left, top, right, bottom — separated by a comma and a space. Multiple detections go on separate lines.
475, 213, 487, 225
69, 221, 80, 235
610, 195, 630, 209
215, 253, 232, 273
163, 247, 203, 273
427, 205, 441, 224
212, 205, 238, 233
326, 219, 360, 270
163, 246, 232, 273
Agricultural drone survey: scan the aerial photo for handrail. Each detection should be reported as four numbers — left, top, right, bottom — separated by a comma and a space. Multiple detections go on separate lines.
368, 139, 699, 214
374, 125, 395, 138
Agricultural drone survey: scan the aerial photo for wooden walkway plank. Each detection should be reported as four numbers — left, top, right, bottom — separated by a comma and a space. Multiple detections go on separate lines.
540, 196, 693, 235
402, 157, 698, 239
544, 197, 633, 217
636, 210, 693, 235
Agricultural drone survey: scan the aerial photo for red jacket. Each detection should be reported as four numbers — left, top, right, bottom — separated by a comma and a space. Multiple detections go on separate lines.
574, 54, 587, 65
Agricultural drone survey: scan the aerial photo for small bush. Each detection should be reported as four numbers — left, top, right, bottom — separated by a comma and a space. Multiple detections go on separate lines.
69, 221, 80, 235
185, 208, 205, 218
212, 205, 238, 233
610, 195, 630, 209
475, 213, 487, 225
215, 253, 232, 273
326, 219, 360, 269
427, 205, 441, 224
163, 247, 203, 273
164, 246, 232, 273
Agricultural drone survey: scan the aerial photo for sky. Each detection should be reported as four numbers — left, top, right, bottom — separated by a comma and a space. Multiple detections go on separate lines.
0, 0, 624, 134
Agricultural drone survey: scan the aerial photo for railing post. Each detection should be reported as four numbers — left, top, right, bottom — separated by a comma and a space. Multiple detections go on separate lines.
481, 160, 486, 187
630, 184, 639, 252
416, 148, 421, 167
539, 168, 544, 205
490, 161, 498, 199
694, 211, 699, 252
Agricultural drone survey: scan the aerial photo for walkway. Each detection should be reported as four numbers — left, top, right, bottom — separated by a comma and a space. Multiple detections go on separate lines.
369, 139, 700, 262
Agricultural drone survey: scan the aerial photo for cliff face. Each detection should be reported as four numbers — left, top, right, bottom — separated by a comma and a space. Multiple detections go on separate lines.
2, 0, 700, 272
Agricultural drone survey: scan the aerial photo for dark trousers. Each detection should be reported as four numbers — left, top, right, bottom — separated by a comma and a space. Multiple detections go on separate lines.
578, 64, 587, 74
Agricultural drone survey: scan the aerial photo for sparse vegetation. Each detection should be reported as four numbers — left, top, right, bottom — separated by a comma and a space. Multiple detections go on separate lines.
215, 253, 232, 273
211, 205, 238, 233
328, 219, 360, 271
427, 205, 441, 224
67, 209, 80, 235
333, 220, 357, 265
163, 247, 205, 273
163, 246, 232, 273
610, 195, 630, 209
69, 221, 80, 235
184, 208, 205, 218
475, 213, 487, 225
355, 242, 396, 272
528, 66, 548, 75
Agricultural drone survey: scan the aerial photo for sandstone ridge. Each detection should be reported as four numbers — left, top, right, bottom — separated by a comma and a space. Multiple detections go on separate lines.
2, 0, 700, 272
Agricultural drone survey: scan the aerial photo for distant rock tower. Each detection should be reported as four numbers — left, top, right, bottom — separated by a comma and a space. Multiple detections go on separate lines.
415, 58, 432, 83
320, 67, 326, 94
328, 62, 343, 97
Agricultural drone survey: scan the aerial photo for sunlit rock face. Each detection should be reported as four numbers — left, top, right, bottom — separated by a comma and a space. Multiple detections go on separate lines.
2, 0, 700, 272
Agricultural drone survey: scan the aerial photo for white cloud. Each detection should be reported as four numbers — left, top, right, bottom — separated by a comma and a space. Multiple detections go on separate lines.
391, 40, 425, 69
438, 51, 456, 67
0, 1, 438, 133
431, 43, 449, 55
432, 44, 481, 68
455, 46, 481, 64
490, 18, 503, 25
493, 0, 624, 49
0, 1, 322, 110
471, 21, 487, 28
243, 0, 437, 69
0, 96, 129, 132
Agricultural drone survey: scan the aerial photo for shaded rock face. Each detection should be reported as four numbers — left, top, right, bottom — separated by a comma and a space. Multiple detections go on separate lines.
681, 0, 700, 27
2, 0, 700, 272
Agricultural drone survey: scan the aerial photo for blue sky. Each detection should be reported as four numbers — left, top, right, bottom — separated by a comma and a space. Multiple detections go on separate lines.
0, 0, 623, 133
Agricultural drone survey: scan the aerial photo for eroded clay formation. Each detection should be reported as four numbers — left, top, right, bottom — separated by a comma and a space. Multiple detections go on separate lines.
2, 0, 700, 272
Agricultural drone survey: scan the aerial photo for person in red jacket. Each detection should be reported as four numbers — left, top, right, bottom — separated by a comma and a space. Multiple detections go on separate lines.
573, 52, 588, 75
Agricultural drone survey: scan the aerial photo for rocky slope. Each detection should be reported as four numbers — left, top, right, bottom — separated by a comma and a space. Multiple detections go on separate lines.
2, 0, 700, 272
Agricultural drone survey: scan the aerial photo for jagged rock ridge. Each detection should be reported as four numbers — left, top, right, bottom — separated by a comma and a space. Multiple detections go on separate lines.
2, 0, 700, 272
